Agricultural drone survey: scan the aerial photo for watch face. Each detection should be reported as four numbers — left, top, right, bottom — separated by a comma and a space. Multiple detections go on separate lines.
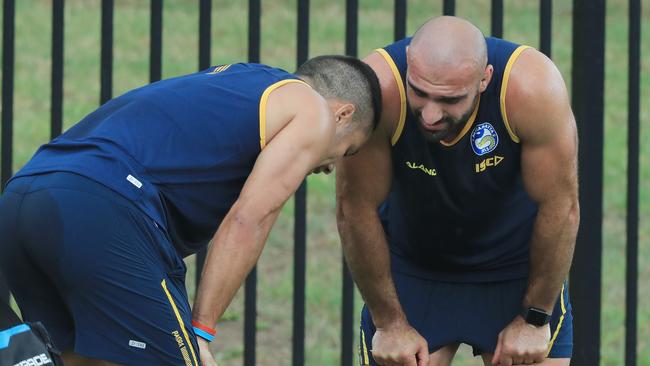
524, 307, 551, 326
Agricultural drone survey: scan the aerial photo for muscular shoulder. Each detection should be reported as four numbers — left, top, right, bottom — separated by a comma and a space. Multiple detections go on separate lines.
264, 81, 334, 146
363, 51, 403, 142
504, 48, 573, 144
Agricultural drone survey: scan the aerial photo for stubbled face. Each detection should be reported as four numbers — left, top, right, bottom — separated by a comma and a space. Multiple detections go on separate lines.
406, 58, 482, 143
311, 125, 369, 174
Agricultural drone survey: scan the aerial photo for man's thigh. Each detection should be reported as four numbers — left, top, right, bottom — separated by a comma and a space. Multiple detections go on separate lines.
359, 273, 572, 364
6, 173, 200, 365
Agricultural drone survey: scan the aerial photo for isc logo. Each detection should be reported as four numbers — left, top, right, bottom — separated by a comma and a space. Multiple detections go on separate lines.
475, 155, 504, 173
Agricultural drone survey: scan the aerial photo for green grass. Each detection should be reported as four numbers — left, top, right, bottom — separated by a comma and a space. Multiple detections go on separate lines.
1, 1, 649, 365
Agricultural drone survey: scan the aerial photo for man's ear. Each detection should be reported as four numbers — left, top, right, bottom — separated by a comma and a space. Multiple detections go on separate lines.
479, 64, 494, 92
335, 103, 356, 125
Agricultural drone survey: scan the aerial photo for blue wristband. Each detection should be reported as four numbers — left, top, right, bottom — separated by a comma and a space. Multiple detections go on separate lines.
193, 326, 215, 342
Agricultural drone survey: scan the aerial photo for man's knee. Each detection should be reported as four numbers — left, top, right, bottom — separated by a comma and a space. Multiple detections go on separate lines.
427, 343, 460, 366
480, 353, 570, 366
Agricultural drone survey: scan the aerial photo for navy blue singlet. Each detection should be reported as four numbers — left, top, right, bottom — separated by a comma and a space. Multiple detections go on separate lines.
378, 37, 538, 282
11, 63, 305, 256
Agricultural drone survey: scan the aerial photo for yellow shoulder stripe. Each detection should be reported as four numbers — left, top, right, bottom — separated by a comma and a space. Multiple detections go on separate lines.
375, 48, 407, 146
500, 45, 531, 143
161, 279, 198, 366
259, 79, 309, 149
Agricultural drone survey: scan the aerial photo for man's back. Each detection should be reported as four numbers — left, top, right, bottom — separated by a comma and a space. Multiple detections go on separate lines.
13, 63, 304, 255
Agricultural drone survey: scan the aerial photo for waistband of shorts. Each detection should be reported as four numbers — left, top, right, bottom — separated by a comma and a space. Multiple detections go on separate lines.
389, 250, 529, 283
7, 171, 138, 211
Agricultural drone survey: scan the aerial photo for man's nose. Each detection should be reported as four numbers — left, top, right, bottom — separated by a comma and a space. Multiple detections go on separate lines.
420, 101, 442, 125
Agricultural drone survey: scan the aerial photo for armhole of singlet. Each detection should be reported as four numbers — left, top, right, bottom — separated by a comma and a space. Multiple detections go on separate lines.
374, 48, 407, 146
499, 45, 531, 144
258, 79, 310, 150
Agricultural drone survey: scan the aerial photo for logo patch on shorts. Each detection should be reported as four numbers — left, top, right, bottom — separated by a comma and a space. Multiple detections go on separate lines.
129, 340, 147, 349
14, 353, 52, 366
470, 122, 499, 156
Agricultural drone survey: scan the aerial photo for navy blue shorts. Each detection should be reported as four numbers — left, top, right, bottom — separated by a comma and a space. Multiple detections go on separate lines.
359, 272, 572, 365
0, 172, 201, 365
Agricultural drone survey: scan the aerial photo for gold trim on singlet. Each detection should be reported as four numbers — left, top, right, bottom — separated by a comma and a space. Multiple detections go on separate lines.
258, 79, 310, 149
499, 45, 532, 143
374, 48, 407, 146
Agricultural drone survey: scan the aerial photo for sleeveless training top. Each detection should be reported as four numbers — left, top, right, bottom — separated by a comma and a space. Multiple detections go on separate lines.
378, 37, 538, 282
13, 63, 305, 256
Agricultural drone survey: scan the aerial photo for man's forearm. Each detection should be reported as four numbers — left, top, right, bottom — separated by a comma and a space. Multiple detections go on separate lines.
524, 198, 580, 312
338, 208, 406, 327
192, 210, 274, 328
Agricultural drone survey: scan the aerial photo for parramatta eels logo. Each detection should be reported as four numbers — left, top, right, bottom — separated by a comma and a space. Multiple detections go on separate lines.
470, 122, 499, 156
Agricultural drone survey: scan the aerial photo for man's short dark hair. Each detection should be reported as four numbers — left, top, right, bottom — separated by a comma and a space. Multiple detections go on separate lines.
296, 55, 382, 131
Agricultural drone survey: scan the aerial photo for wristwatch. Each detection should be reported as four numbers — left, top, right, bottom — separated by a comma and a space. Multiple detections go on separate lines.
521, 307, 552, 326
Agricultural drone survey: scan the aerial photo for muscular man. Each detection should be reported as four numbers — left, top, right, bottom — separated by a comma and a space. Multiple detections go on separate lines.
336, 16, 578, 366
0, 55, 381, 366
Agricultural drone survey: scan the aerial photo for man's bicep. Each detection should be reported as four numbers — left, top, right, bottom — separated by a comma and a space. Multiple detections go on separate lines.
239, 105, 329, 216
519, 100, 578, 205
509, 50, 578, 204
520, 133, 577, 206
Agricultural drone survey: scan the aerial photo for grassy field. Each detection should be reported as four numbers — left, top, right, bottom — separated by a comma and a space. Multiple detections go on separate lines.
1, 0, 649, 365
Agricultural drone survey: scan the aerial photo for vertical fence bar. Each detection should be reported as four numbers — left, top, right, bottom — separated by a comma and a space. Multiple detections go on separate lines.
244, 2, 261, 365
293, 2, 309, 364
1, 0, 16, 304
539, 0, 552, 58
491, 0, 503, 38
100, 0, 113, 104
2, 0, 15, 189
248, 0, 260, 63
341, 2, 358, 364
194, 0, 210, 305
625, 0, 640, 365
149, 0, 162, 83
51, 0, 64, 139
443, 0, 455, 16
394, 0, 406, 41
570, 1, 605, 365
198, 0, 211, 70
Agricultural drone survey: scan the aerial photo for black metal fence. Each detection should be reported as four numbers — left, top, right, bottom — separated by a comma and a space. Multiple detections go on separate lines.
0, 1, 643, 365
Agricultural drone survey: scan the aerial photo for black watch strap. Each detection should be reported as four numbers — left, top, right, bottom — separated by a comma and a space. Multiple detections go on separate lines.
521, 307, 552, 326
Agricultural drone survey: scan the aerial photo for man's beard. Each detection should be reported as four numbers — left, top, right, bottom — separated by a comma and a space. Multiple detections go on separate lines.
413, 95, 479, 143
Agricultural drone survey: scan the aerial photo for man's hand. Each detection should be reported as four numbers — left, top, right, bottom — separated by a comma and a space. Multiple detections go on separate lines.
491, 316, 550, 366
197, 338, 218, 366
371, 321, 429, 366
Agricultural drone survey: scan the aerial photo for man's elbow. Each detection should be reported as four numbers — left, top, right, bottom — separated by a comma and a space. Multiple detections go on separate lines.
230, 200, 279, 233
568, 198, 580, 233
